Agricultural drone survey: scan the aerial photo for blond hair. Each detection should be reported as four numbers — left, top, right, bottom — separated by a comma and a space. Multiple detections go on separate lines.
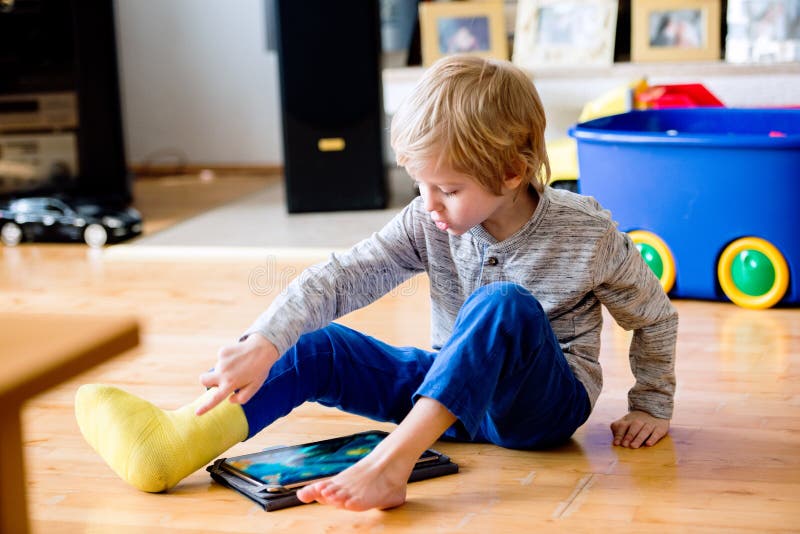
391, 55, 550, 195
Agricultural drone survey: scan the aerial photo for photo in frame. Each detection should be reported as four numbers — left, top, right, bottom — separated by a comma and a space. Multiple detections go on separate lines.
512, 0, 619, 70
725, 0, 800, 63
499, 0, 519, 57
631, 0, 721, 62
418, 1, 508, 66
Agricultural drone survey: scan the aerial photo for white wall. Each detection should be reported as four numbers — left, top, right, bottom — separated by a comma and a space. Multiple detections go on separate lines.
113, 1, 799, 168
384, 65, 800, 142
114, 0, 283, 165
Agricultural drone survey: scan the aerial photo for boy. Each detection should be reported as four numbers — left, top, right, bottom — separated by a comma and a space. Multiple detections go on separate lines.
75, 55, 677, 511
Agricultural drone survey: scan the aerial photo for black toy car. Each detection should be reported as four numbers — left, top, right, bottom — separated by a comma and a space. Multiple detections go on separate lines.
0, 196, 142, 248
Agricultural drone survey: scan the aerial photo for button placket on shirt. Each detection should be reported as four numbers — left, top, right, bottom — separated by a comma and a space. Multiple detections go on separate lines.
480, 254, 503, 286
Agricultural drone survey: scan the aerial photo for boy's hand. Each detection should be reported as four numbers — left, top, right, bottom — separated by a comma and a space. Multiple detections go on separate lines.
610, 410, 670, 448
196, 333, 280, 415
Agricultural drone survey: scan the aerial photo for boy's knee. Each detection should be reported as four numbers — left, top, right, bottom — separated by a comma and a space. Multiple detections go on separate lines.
469, 281, 532, 300
465, 282, 544, 319
295, 324, 344, 353
295, 327, 329, 350
287, 325, 342, 373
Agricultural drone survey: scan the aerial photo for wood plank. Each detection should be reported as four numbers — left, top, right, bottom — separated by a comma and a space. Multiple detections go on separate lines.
0, 409, 27, 534
130, 164, 283, 178
0, 312, 138, 534
131, 174, 278, 235
2, 233, 799, 532
0, 313, 139, 404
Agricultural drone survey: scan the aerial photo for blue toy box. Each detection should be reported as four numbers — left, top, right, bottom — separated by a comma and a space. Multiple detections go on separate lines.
569, 108, 800, 309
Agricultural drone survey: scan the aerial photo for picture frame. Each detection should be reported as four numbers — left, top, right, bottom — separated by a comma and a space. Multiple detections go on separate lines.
725, 0, 800, 63
512, 0, 619, 70
631, 0, 721, 62
418, 1, 508, 66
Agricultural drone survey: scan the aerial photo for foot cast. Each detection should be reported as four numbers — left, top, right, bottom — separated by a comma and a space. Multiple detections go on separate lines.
74, 384, 414, 510
74, 384, 247, 492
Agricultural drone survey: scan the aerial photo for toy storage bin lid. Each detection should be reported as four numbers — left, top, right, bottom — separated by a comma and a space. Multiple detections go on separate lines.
636, 83, 724, 109
568, 108, 800, 149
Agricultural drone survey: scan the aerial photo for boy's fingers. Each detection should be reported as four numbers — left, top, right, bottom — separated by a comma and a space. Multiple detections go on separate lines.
622, 421, 644, 446
612, 414, 670, 448
611, 421, 628, 445
629, 424, 654, 448
646, 426, 667, 446
229, 382, 259, 405
195, 384, 232, 416
199, 370, 219, 388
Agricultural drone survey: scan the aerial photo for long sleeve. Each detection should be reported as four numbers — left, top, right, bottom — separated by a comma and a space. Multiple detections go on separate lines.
593, 226, 679, 419
243, 204, 426, 356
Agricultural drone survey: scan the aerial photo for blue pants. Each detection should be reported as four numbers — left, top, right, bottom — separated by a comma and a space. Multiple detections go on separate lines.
242, 282, 590, 449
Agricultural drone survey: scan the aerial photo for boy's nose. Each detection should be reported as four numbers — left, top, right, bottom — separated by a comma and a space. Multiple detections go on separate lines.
422, 193, 441, 213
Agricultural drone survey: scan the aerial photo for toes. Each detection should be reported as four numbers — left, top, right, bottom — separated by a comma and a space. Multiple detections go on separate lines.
301, 480, 352, 508
320, 481, 348, 506
296, 484, 320, 503
297, 480, 338, 505
320, 482, 341, 498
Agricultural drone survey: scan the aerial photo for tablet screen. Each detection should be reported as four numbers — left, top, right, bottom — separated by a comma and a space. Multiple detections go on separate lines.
224, 431, 394, 489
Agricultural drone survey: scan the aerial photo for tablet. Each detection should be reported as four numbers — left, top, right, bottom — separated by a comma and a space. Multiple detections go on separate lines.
219, 430, 440, 493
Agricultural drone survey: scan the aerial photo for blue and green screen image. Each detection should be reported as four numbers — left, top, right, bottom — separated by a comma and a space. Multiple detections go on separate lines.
225, 432, 385, 488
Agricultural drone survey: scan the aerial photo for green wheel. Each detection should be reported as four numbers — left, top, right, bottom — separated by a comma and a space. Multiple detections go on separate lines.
628, 230, 675, 293
718, 237, 789, 309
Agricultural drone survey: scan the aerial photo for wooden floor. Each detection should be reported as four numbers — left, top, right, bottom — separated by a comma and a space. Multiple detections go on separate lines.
2, 183, 800, 532
131, 173, 281, 235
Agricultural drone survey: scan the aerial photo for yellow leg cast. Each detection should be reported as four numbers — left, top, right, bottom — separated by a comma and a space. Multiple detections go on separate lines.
75, 384, 248, 492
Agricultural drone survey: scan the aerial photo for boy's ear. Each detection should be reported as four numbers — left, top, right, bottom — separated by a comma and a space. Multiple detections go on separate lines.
503, 172, 524, 191
503, 159, 527, 191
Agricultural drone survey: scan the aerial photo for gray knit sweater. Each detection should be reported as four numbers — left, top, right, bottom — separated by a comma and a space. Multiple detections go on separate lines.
246, 187, 678, 419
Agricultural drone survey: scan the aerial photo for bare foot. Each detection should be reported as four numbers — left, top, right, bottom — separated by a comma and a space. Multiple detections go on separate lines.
296, 452, 414, 511
297, 397, 457, 511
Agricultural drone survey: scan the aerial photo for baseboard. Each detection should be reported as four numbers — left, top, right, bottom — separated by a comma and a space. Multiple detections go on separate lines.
104, 244, 337, 262
130, 163, 283, 177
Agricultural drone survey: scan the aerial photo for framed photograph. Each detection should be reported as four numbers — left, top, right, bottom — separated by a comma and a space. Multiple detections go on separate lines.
502, 0, 519, 56
419, 1, 508, 66
512, 0, 618, 70
725, 0, 800, 63
631, 0, 721, 62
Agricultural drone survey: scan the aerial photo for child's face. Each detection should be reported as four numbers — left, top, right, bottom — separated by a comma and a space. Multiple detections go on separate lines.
411, 160, 514, 236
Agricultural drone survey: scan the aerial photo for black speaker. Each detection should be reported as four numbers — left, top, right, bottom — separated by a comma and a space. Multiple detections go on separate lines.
71, 0, 130, 201
271, 0, 387, 213
0, 0, 130, 202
